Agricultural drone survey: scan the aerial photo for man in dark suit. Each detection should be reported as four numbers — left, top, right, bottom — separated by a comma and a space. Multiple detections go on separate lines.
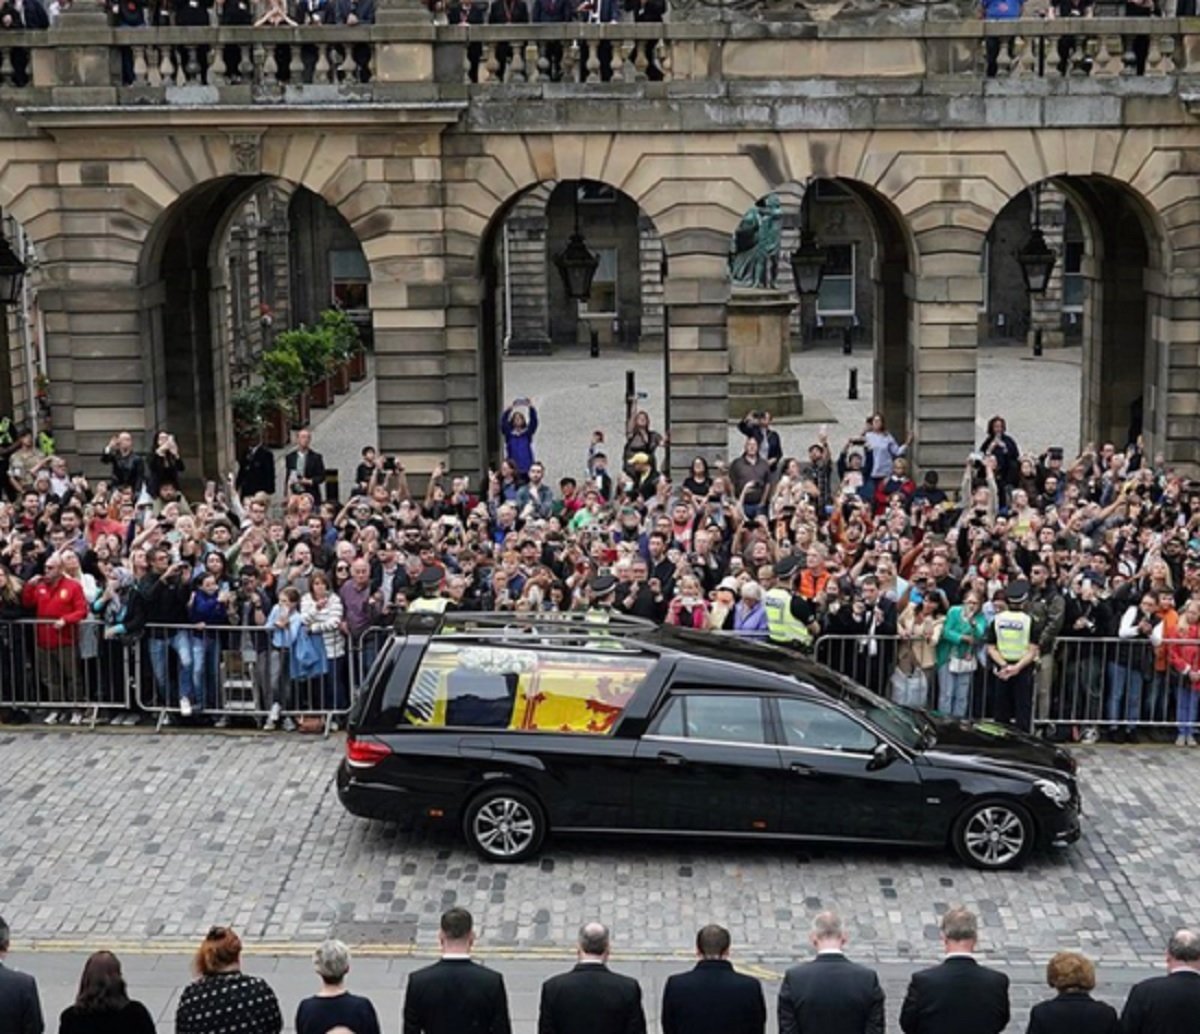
403, 908, 511, 1034
539, 921, 646, 1034
900, 908, 1009, 1034
0, 916, 44, 1034
779, 910, 884, 1034
1120, 928, 1200, 1034
236, 435, 277, 498
284, 427, 326, 505
446, 0, 486, 81
662, 924, 765, 1034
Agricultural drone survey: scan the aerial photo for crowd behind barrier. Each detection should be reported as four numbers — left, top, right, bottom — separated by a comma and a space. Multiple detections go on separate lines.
3, 401, 1200, 747
4, 909, 1200, 1034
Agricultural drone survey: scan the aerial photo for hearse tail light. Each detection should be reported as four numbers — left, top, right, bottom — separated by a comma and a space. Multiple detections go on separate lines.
347, 737, 392, 767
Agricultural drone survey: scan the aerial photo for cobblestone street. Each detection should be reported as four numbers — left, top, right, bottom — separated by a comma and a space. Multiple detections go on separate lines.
1, 730, 1192, 969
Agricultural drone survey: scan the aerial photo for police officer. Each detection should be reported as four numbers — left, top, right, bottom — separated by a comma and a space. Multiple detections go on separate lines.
586, 574, 617, 623
409, 566, 449, 615
986, 580, 1038, 731
763, 556, 817, 651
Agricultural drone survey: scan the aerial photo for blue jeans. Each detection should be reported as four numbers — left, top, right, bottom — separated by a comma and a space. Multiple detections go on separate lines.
1144, 671, 1171, 724
148, 630, 193, 707
938, 664, 973, 718
1106, 661, 1143, 731
1176, 675, 1199, 738
190, 633, 221, 711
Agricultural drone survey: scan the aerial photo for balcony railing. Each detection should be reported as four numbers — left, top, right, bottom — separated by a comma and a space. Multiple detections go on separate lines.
0, 18, 1193, 95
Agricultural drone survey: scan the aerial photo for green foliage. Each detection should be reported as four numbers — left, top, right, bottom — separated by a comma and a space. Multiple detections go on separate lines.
231, 383, 271, 433
276, 325, 336, 383
260, 345, 308, 402
319, 308, 362, 361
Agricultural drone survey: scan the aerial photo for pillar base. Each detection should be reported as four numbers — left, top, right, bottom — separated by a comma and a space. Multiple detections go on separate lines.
1027, 326, 1066, 350
727, 287, 804, 419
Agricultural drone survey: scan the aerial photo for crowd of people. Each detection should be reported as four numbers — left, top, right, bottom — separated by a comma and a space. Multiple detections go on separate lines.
2, 909, 1199, 1034
4, 397, 1200, 743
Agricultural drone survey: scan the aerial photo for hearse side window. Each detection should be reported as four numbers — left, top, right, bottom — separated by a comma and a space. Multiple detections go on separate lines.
654, 693, 767, 745
777, 698, 878, 753
399, 643, 654, 734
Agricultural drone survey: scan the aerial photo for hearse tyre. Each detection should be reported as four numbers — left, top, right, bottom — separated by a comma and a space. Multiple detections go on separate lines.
951, 797, 1036, 871
463, 784, 547, 863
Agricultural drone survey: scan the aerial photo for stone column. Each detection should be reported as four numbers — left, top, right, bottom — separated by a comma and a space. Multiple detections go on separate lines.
1147, 271, 1200, 470
909, 224, 986, 483
726, 288, 804, 418
660, 228, 730, 478
1027, 186, 1067, 352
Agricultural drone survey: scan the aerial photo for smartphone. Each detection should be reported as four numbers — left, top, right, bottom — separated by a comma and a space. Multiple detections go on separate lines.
513, 397, 530, 407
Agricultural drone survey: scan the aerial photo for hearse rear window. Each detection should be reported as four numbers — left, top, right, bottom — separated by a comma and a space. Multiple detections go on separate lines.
401, 644, 654, 735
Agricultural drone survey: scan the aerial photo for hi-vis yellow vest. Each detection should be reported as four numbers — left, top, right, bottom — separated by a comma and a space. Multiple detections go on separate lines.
763, 587, 812, 647
410, 597, 449, 614
993, 610, 1032, 662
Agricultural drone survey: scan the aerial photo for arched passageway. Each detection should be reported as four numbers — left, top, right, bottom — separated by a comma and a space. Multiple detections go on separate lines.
139, 177, 371, 483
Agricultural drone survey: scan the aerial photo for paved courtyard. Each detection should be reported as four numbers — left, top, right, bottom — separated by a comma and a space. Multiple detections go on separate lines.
303, 343, 1082, 489
0, 731, 1191, 963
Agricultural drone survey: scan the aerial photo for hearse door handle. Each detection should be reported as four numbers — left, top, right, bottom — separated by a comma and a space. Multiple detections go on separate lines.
789, 761, 815, 776
657, 751, 687, 767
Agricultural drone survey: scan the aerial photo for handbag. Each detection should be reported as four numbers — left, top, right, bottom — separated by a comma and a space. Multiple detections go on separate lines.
948, 651, 977, 675
290, 628, 328, 681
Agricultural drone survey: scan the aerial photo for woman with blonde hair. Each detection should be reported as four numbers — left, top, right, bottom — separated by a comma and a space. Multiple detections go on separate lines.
175, 926, 282, 1034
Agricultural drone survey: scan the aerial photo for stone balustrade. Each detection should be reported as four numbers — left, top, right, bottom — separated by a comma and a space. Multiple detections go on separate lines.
0, 17, 1193, 94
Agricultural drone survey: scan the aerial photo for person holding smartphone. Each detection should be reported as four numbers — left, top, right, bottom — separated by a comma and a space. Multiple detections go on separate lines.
500, 398, 539, 481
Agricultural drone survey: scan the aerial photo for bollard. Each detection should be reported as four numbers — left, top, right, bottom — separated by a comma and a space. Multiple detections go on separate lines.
590, 328, 600, 358
848, 367, 858, 401
1033, 327, 1043, 358
842, 326, 852, 355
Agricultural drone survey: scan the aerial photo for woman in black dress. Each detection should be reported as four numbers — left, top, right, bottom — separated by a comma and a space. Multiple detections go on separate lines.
59, 950, 156, 1034
295, 939, 381, 1034
175, 927, 282, 1034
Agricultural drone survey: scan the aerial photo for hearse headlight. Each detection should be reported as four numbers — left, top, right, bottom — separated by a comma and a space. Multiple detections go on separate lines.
1035, 778, 1072, 808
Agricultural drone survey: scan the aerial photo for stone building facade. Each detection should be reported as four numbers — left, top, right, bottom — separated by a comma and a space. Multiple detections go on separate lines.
0, 7, 1196, 485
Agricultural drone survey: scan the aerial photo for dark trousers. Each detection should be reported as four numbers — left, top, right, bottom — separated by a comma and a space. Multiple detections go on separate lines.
579, 40, 613, 81
993, 664, 1035, 733
984, 37, 1015, 78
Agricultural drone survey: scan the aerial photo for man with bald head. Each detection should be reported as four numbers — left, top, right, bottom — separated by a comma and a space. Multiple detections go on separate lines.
1120, 928, 1200, 1034
538, 922, 645, 1034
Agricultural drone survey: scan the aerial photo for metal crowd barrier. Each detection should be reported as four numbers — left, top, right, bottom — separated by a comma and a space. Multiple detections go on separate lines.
814, 631, 1200, 740
0, 617, 390, 736
0, 617, 133, 727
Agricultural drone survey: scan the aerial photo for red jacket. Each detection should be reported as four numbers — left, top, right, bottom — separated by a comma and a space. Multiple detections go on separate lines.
22, 575, 88, 649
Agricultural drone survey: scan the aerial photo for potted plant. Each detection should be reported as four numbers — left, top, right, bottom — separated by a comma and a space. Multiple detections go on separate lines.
259, 350, 307, 443
278, 325, 337, 408
320, 308, 360, 393
231, 383, 270, 455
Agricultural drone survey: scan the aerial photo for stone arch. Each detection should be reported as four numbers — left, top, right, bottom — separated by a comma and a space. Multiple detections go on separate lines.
137, 172, 372, 481
472, 175, 670, 474
984, 173, 1168, 456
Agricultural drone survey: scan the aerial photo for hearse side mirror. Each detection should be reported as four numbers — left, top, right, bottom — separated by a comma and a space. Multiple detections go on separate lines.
867, 741, 897, 771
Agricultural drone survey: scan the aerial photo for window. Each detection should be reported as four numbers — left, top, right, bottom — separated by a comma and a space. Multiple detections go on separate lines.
778, 698, 877, 753
816, 243, 854, 317
1062, 241, 1084, 313
653, 693, 767, 745
399, 644, 653, 735
580, 247, 617, 316
331, 248, 370, 311
577, 181, 616, 204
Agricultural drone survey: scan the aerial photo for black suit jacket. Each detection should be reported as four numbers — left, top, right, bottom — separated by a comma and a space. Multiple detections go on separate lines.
779, 953, 884, 1034
403, 957, 511, 1034
662, 959, 764, 1034
237, 442, 277, 497
0, 960, 44, 1034
539, 962, 646, 1034
284, 448, 326, 501
1119, 972, 1200, 1034
1028, 991, 1118, 1034
899, 957, 1009, 1034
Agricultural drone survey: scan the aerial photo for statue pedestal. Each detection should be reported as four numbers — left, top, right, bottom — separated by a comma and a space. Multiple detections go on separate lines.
727, 288, 804, 418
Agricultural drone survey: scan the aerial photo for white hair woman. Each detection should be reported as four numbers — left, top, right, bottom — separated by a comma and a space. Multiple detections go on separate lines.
295, 939, 381, 1034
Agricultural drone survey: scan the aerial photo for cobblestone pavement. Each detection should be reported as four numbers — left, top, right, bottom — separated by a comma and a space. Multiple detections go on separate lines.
302, 343, 1082, 489
1, 730, 1194, 975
